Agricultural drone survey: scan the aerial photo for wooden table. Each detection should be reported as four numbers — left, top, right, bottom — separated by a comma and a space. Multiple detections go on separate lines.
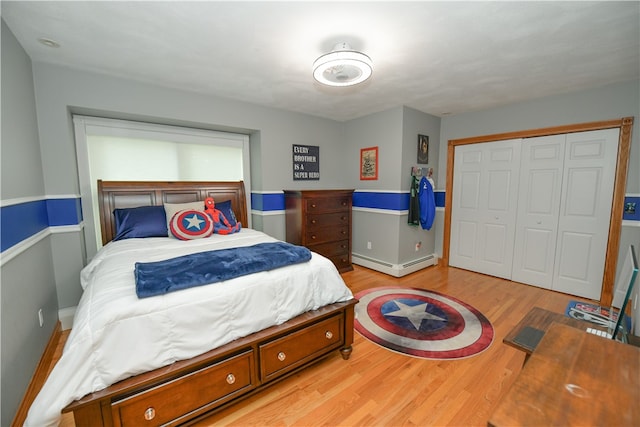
489, 323, 640, 426
503, 306, 606, 357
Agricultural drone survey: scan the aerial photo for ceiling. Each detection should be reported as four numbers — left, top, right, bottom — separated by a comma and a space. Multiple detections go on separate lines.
3, 1, 639, 122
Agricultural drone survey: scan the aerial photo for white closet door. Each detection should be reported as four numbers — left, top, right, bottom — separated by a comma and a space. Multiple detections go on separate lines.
450, 139, 521, 279
552, 128, 620, 300
511, 135, 565, 289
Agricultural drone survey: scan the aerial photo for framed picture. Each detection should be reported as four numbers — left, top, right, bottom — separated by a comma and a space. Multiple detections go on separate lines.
360, 146, 378, 180
417, 134, 429, 164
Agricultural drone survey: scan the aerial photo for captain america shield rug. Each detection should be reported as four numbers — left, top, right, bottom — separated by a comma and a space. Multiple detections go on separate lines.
354, 287, 494, 359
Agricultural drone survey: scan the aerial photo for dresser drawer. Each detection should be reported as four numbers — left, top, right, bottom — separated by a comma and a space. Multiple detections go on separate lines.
308, 240, 349, 259
305, 226, 349, 245
112, 351, 255, 426
306, 212, 349, 229
326, 253, 352, 272
305, 196, 351, 213
259, 315, 343, 381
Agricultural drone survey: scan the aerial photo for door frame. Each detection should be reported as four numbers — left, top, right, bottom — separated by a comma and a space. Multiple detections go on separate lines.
442, 117, 634, 305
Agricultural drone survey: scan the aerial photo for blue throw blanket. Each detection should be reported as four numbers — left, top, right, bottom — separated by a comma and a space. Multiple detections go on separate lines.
135, 241, 312, 298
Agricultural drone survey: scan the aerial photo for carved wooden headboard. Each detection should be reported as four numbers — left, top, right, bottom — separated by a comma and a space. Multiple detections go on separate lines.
97, 180, 248, 244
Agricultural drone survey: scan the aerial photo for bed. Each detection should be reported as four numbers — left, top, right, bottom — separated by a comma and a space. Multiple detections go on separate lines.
26, 180, 357, 427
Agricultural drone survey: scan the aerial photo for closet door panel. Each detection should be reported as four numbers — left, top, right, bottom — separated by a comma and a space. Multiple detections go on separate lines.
450, 139, 521, 279
450, 149, 483, 272
552, 129, 620, 299
511, 135, 565, 288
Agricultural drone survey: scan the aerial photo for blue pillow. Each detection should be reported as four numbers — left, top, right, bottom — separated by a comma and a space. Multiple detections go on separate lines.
113, 206, 168, 241
216, 200, 239, 226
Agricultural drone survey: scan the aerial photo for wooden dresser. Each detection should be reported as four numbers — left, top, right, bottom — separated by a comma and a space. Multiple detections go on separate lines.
284, 189, 354, 273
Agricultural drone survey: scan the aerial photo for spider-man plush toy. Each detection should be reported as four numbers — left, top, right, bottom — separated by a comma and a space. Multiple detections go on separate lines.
204, 197, 241, 235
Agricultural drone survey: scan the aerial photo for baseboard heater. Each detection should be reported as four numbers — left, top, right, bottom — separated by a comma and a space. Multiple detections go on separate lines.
352, 253, 437, 277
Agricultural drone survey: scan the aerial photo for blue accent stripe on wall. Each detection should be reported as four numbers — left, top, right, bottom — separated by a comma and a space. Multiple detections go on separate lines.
46, 198, 83, 226
353, 192, 409, 211
1, 200, 49, 251
251, 193, 285, 212
623, 196, 640, 221
1, 197, 82, 252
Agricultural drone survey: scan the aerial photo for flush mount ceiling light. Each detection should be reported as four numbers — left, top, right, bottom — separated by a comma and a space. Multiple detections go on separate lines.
313, 42, 373, 87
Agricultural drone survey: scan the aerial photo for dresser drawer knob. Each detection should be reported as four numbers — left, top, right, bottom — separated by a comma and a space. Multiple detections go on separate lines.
278, 351, 287, 361
311, 219, 317, 224
311, 203, 317, 208
325, 330, 333, 339
341, 230, 346, 235
311, 235, 317, 240
144, 407, 156, 421
226, 373, 236, 384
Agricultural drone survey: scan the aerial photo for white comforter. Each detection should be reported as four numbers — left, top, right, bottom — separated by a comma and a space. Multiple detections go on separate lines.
26, 229, 353, 426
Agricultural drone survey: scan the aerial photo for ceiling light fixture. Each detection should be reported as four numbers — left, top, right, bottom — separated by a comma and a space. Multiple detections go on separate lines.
313, 42, 372, 87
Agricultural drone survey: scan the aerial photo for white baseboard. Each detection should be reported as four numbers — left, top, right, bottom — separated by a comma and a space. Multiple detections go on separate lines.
352, 253, 438, 277
58, 306, 76, 330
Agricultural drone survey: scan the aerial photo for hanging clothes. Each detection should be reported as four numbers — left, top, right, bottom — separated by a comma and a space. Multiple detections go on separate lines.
408, 175, 420, 225
418, 175, 436, 230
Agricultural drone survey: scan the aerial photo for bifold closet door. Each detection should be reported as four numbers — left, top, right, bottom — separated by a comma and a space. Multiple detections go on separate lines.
551, 128, 620, 300
511, 135, 566, 289
449, 139, 521, 279
450, 128, 619, 300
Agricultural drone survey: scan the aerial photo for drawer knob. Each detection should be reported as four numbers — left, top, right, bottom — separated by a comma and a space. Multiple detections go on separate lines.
341, 230, 346, 235
311, 235, 317, 240
278, 351, 287, 361
311, 203, 317, 208
144, 407, 156, 421
325, 330, 333, 339
311, 219, 317, 224
226, 373, 236, 384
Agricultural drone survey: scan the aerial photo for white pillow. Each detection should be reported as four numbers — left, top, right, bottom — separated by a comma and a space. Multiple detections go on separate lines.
164, 201, 206, 237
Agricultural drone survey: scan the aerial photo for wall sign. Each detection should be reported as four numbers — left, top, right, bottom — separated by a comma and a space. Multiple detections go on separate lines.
292, 144, 320, 180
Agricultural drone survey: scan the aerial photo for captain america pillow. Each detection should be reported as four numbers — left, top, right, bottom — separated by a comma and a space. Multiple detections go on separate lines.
169, 209, 214, 240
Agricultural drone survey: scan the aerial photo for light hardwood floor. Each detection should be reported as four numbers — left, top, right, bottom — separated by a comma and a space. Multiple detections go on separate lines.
45, 264, 584, 426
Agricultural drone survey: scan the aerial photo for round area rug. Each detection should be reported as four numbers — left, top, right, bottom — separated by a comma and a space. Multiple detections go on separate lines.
354, 287, 494, 359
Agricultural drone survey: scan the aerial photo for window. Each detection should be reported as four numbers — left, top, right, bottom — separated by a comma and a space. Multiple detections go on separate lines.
74, 116, 251, 258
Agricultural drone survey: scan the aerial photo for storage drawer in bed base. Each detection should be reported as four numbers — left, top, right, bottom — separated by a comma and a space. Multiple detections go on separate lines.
63, 299, 357, 427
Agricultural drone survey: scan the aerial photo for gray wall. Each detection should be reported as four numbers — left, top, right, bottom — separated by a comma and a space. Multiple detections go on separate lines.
345, 106, 440, 267
436, 80, 640, 192
1, 20, 58, 426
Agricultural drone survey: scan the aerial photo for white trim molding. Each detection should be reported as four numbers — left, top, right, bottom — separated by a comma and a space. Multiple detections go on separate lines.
353, 207, 407, 216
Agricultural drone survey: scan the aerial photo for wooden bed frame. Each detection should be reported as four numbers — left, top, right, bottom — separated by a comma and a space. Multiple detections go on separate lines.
63, 180, 357, 426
